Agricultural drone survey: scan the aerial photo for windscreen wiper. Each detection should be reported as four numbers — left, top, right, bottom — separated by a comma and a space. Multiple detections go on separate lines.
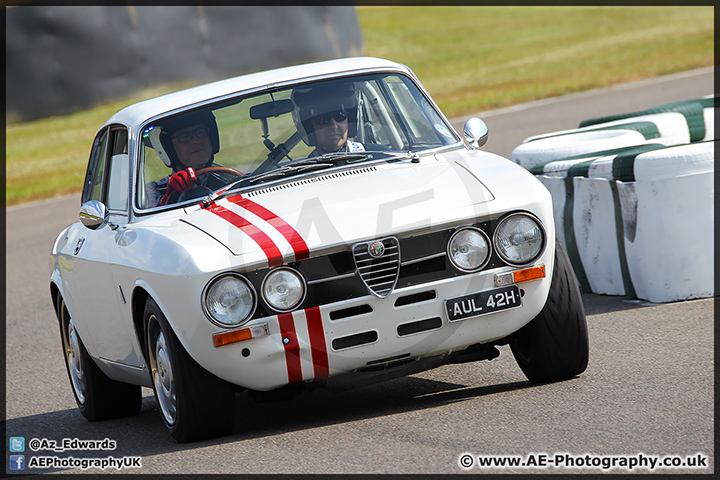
200, 163, 335, 208
285, 152, 369, 167
201, 153, 371, 209
247, 162, 336, 183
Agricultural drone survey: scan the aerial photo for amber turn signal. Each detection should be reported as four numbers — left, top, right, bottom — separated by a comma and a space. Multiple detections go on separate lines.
213, 323, 269, 348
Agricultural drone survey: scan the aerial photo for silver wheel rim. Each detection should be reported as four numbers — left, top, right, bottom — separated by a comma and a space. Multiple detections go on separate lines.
148, 315, 177, 425
62, 307, 86, 404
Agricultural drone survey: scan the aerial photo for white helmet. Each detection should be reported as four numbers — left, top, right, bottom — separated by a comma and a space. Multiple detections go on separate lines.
142, 109, 220, 169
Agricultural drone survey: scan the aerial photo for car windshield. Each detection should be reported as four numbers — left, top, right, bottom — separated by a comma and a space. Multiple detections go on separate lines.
136, 72, 459, 210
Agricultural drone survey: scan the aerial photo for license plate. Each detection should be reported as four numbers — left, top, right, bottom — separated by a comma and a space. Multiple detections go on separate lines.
444, 285, 522, 322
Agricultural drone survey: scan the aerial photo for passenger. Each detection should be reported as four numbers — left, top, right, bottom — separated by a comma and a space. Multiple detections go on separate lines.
145, 110, 220, 207
291, 82, 364, 158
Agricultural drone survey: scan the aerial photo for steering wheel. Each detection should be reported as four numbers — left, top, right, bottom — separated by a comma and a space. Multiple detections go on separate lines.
196, 166, 245, 181
171, 166, 245, 204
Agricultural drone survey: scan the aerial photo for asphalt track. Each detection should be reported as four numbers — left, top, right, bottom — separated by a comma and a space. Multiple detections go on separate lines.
4, 67, 714, 475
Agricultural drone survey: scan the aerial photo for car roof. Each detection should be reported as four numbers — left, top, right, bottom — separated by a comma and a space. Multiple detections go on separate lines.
105, 57, 411, 128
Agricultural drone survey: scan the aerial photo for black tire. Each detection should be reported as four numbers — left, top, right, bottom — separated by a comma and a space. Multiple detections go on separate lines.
144, 297, 235, 442
56, 293, 141, 421
510, 239, 589, 383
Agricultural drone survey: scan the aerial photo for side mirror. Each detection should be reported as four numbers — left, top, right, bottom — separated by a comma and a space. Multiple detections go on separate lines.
79, 200, 117, 230
463, 117, 489, 149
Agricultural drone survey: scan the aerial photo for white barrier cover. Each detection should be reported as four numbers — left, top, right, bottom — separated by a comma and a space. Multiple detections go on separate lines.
586, 157, 615, 180
512, 95, 715, 302
532, 140, 715, 302
521, 111, 692, 144
630, 141, 714, 181
572, 177, 626, 296
537, 158, 595, 178
511, 130, 646, 169
511, 112, 696, 170
702, 108, 715, 141
620, 172, 714, 303
536, 142, 715, 181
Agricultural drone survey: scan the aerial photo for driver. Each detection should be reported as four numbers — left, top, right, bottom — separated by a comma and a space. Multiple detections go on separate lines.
292, 81, 364, 158
145, 110, 221, 207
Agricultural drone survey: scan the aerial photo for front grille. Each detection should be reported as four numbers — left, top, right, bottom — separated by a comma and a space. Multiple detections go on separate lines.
353, 237, 400, 298
243, 216, 511, 320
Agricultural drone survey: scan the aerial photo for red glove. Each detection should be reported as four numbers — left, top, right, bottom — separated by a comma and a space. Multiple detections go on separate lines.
159, 168, 196, 205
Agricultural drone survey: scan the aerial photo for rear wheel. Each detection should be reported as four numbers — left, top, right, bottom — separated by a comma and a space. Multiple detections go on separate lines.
56, 293, 141, 420
510, 239, 589, 383
144, 297, 235, 442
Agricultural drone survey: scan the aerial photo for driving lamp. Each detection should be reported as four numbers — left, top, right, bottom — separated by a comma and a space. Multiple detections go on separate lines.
262, 267, 306, 312
203, 274, 256, 327
494, 213, 544, 265
447, 227, 490, 271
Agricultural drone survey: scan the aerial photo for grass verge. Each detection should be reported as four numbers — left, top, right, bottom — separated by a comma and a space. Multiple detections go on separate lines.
5, 6, 713, 206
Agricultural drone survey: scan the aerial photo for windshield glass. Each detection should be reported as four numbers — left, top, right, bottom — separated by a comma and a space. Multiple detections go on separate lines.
136, 72, 458, 210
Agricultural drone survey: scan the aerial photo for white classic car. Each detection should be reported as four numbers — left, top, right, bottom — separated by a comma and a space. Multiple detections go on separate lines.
50, 57, 588, 442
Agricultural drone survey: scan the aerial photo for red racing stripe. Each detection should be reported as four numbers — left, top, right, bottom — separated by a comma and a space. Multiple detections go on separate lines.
228, 194, 310, 261
305, 306, 329, 379
278, 313, 303, 384
206, 203, 283, 267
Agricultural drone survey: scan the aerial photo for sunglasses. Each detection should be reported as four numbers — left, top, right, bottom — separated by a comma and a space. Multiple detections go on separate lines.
313, 110, 349, 125
171, 126, 208, 144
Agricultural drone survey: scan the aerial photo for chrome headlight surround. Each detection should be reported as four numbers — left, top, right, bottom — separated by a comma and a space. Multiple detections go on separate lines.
447, 227, 491, 272
493, 212, 545, 265
261, 267, 307, 312
202, 273, 257, 328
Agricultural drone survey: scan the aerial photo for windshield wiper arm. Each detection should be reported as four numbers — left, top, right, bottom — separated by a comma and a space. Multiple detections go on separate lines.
201, 163, 337, 208
200, 176, 254, 208
286, 152, 369, 167
244, 152, 369, 184
248, 163, 335, 183
201, 153, 370, 208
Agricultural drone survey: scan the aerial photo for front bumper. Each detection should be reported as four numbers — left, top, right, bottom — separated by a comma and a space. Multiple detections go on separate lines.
198, 259, 552, 391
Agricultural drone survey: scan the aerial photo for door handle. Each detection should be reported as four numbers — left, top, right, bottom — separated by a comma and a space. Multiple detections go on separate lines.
73, 237, 86, 255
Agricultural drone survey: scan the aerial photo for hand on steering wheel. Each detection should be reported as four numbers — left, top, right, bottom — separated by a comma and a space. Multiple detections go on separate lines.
159, 168, 197, 206
161, 166, 245, 206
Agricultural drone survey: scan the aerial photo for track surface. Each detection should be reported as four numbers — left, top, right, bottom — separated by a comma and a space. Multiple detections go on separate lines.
5, 67, 713, 475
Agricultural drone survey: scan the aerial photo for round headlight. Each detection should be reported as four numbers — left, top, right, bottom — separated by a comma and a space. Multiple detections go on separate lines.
203, 274, 256, 327
262, 267, 306, 312
447, 227, 491, 272
494, 213, 544, 265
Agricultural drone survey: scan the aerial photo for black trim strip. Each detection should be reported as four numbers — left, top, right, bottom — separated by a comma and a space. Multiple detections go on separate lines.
332, 331, 378, 350
397, 317, 442, 336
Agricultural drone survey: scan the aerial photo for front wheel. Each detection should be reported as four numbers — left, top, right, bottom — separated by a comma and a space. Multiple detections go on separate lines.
144, 297, 235, 442
56, 293, 141, 420
510, 239, 589, 383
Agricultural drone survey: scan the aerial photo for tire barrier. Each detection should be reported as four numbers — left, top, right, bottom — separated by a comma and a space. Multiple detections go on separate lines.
511, 111, 696, 169
579, 96, 716, 142
510, 96, 715, 303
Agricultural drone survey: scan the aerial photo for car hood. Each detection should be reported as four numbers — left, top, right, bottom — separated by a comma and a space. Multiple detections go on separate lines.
181, 156, 496, 266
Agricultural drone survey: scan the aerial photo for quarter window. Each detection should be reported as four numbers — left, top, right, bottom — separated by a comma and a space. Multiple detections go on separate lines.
82, 128, 109, 204
81, 126, 129, 211
106, 128, 129, 211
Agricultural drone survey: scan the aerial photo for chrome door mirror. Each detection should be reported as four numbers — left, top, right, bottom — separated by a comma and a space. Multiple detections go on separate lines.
79, 200, 117, 230
464, 117, 489, 149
